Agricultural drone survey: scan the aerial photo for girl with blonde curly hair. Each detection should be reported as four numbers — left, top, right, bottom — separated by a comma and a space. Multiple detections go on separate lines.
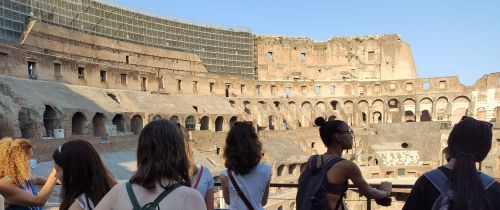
0, 137, 58, 210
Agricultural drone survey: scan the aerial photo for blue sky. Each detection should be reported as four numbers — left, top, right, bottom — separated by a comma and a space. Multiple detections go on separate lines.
107, 0, 499, 86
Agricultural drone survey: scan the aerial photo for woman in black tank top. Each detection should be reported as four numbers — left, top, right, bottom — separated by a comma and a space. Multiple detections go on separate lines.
312, 117, 392, 210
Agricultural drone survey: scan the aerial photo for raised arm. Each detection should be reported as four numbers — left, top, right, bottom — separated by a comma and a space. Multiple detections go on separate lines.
1, 167, 58, 206
346, 162, 391, 199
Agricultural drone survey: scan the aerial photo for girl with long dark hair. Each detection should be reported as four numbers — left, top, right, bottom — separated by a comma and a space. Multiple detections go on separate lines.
95, 120, 205, 210
52, 140, 116, 210
220, 122, 271, 210
403, 116, 500, 210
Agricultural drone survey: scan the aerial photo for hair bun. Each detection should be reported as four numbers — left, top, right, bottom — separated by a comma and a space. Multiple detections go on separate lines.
315, 117, 326, 126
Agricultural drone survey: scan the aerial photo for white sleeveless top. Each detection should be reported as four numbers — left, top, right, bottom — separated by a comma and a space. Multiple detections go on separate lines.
221, 163, 272, 210
75, 193, 95, 210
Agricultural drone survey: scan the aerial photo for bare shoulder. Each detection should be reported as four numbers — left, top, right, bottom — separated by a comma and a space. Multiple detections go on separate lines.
335, 159, 360, 171
182, 186, 204, 201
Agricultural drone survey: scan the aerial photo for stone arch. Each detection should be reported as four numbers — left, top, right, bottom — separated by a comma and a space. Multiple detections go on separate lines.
419, 98, 433, 121
200, 116, 210, 130
344, 101, 354, 126
476, 107, 486, 121
451, 96, 470, 124
301, 101, 313, 127
492, 107, 500, 123
388, 98, 401, 123
273, 101, 280, 110
151, 115, 162, 121
185, 116, 196, 130
43, 105, 61, 137
373, 111, 382, 123
112, 114, 126, 133
277, 165, 285, 177
358, 100, 369, 125
403, 98, 417, 122
288, 101, 297, 113
368, 156, 379, 166
215, 116, 224, 132
243, 101, 251, 115
169, 115, 179, 123
436, 96, 449, 120
330, 100, 339, 110
288, 164, 298, 175
71, 112, 87, 135
268, 115, 277, 130
0, 113, 15, 138
316, 101, 326, 114
228, 100, 236, 108
372, 100, 384, 123
229, 116, 238, 127
130, 115, 143, 135
18, 108, 39, 138
92, 113, 107, 137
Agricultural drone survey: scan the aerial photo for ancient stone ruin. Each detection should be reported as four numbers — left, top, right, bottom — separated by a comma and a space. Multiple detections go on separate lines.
0, 0, 499, 209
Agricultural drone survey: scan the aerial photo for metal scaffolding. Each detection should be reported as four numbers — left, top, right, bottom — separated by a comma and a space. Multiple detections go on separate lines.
0, 0, 255, 78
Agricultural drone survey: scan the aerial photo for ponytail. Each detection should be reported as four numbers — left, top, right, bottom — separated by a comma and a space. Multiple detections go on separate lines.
449, 155, 491, 210
448, 119, 493, 210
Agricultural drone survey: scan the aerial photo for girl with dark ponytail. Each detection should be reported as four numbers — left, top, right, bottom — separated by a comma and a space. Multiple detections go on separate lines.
297, 117, 392, 210
403, 116, 500, 210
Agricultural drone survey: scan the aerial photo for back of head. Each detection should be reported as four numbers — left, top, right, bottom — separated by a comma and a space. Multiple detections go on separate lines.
52, 139, 115, 209
314, 117, 346, 147
0, 137, 32, 185
447, 117, 493, 210
224, 122, 262, 175
130, 119, 191, 189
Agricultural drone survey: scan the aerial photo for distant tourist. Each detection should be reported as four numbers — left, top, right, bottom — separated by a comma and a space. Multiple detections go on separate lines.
0, 137, 58, 210
95, 120, 206, 210
52, 140, 117, 210
296, 117, 392, 210
403, 116, 500, 210
179, 125, 214, 210
220, 121, 271, 210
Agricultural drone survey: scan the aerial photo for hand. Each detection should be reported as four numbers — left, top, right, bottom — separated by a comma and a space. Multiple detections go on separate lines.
379, 181, 392, 193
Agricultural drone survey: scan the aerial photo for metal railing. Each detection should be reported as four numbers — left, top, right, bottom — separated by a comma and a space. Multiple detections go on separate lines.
213, 182, 413, 210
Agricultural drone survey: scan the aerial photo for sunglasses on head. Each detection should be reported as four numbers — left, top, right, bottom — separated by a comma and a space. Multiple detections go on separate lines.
460, 116, 493, 129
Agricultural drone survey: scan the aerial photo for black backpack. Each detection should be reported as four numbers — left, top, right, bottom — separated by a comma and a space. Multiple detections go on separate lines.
296, 155, 344, 210
125, 182, 181, 210
424, 169, 496, 210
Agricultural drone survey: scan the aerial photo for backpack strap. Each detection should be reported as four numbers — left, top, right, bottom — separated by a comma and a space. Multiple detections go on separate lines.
322, 156, 344, 171
126, 182, 181, 209
308, 155, 344, 172
478, 172, 496, 190
424, 169, 450, 194
308, 155, 320, 171
152, 183, 181, 203
126, 182, 142, 210
227, 170, 255, 210
192, 165, 204, 189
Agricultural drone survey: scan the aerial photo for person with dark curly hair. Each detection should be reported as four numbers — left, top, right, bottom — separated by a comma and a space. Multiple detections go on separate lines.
52, 140, 116, 210
220, 122, 271, 210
